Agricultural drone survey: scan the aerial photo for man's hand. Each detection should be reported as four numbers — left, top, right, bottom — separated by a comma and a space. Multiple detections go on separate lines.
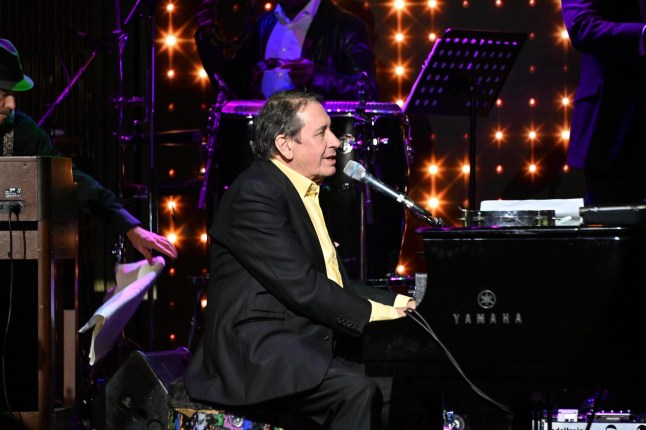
283, 58, 315, 87
396, 299, 417, 317
126, 226, 178, 265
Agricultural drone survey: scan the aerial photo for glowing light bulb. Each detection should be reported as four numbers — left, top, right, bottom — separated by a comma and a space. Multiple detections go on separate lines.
166, 3, 174, 12
395, 65, 404, 76
496, 164, 504, 174
168, 233, 178, 244
529, 130, 537, 140
201, 233, 208, 243
495, 130, 503, 141
167, 69, 175, 79
165, 34, 177, 47
561, 96, 570, 106
428, 164, 438, 175
561, 129, 570, 140
395, 33, 404, 43
462, 164, 471, 175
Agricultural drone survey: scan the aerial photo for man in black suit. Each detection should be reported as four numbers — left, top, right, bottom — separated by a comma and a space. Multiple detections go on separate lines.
184, 89, 415, 429
0, 38, 177, 263
561, 0, 646, 205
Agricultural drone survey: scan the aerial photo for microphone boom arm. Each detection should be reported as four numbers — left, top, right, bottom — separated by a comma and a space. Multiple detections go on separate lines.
343, 160, 444, 227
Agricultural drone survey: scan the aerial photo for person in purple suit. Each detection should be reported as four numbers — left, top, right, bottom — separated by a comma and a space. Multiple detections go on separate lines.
561, 0, 646, 206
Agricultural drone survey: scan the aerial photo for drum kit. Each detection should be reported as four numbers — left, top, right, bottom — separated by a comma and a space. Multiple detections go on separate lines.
202, 97, 412, 281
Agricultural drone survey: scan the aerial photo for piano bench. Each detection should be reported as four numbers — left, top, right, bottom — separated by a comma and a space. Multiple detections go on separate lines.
167, 377, 284, 430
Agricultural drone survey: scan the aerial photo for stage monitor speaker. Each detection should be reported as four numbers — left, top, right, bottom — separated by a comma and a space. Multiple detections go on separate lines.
105, 348, 191, 430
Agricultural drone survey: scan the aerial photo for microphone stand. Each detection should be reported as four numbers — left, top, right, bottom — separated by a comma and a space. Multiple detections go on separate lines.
355, 72, 370, 282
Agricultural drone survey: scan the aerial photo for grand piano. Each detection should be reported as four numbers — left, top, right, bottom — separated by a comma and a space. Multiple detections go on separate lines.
362, 224, 646, 429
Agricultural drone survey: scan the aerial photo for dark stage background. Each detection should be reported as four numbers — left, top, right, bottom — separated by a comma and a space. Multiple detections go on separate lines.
2, 0, 583, 369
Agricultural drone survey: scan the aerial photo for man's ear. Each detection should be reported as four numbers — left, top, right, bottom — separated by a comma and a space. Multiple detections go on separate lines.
275, 135, 293, 160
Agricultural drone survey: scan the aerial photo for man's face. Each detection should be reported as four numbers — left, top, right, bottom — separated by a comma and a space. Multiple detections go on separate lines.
287, 102, 340, 182
0, 90, 16, 126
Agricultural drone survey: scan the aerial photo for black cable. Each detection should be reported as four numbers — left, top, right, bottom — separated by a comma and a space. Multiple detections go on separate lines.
405, 308, 514, 426
1, 207, 19, 412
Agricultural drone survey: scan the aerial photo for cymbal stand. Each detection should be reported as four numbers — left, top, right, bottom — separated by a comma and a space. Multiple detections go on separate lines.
109, 0, 157, 266
353, 76, 375, 282
198, 73, 235, 221
109, 0, 157, 351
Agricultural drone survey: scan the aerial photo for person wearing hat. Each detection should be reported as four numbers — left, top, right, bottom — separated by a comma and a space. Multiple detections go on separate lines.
0, 38, 177, 263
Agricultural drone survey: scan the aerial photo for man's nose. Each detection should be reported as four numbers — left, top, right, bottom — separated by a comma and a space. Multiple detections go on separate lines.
2, 95, 16, 110
329, 131, 341, 149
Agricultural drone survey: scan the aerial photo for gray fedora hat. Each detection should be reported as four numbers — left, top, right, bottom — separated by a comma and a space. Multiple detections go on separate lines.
0, 38, 34, 92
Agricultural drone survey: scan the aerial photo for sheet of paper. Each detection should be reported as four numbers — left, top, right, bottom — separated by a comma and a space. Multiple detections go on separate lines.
480, 198, 584, 225
79, 256, 165, 365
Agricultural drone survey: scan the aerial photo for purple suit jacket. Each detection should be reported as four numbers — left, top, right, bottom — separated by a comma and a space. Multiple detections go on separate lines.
561, 0, 646, 170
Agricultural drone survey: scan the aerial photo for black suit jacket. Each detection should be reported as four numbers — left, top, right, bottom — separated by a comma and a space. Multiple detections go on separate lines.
562, 0, 646, 170
184, 160, 398, 406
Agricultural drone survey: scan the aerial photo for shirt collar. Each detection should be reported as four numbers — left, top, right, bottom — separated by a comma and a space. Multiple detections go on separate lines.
274, 0, 321, 24
271, 158, 318, 198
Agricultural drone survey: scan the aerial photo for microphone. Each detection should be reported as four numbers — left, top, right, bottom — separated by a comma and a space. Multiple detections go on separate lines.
343, 160, 444, 227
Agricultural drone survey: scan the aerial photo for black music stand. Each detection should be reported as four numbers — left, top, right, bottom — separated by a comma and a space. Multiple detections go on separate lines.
403, 28, 526, 219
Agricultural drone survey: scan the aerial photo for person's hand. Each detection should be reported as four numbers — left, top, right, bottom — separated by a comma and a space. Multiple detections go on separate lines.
395, 299, 417, 317
126, 226, 178, 265
283, 58, 315, 87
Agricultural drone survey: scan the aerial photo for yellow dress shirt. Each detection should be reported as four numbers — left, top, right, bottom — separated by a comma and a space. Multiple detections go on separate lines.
272, 159, 409, 321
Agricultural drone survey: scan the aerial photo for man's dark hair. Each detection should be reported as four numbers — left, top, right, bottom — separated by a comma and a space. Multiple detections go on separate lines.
253, 89, 325, 160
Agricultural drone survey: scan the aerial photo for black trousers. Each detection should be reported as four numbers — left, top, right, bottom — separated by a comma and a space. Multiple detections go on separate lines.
236, 356, 382, 430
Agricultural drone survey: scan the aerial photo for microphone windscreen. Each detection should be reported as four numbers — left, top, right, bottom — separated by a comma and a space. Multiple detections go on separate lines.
343, 160, 366, 181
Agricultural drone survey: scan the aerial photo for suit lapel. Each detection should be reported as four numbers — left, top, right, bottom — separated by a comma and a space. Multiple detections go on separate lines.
301, 0, 331, 57
257, 161, 327, 272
